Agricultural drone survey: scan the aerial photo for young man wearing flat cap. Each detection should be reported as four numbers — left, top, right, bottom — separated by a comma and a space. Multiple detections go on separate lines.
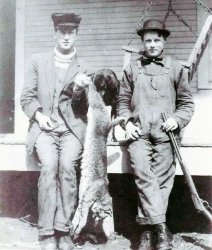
21, 12, 92, 250
118, 19, 194, 249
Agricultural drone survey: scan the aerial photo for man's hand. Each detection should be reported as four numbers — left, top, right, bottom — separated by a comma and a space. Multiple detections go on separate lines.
126, 121, 142, 140
35, 111, 55, 131
74, 73, 92, 91
161, 117, 178, 132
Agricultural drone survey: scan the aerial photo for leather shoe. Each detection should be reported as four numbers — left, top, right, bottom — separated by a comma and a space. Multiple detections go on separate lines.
39, 235, 57, 250
154, 223, 173, 250
138, 230, 154, 250
58, 234, 75, 250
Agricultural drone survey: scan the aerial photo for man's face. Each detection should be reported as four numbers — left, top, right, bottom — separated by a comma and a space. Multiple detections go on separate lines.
55, 26, 77, 54
143, 31, 165, 58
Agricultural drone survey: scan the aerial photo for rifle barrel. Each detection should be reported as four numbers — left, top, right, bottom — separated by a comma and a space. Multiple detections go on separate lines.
161, 112, 212, 222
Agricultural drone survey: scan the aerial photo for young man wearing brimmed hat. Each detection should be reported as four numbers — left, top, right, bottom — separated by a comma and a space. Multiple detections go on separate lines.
21, 12, 92, 250
118, 19, 194, 249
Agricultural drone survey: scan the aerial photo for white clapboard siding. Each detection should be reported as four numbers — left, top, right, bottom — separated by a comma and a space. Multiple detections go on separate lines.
25, 0, 197, 89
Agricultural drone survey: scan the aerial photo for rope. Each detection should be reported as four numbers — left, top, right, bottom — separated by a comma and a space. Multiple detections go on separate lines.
163, 0, 172, 23
128, 0, 154, 45
126, 0, 212, 46
163, 0, 196, 36
195, 0, 212, 14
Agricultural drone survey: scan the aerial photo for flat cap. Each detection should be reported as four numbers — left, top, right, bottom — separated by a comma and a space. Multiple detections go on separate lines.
137, 19, 170, 37
51, 13, 82, 28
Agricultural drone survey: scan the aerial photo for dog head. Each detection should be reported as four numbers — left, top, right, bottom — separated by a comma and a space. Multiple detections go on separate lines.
91, 69, 120, 107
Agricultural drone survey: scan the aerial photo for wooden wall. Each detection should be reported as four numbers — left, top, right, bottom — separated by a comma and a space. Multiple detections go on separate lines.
24, 0, 197, 87
0, 0, 15, 133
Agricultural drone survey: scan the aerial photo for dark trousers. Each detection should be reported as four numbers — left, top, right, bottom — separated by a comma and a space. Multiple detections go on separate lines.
128, 138, 176, 225
35, 130, 83, 236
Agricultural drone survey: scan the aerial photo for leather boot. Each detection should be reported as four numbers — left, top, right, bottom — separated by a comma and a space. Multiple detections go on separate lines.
39, 235, 57, 250
154, 223, 173, 250
138, 230, 154, 250
57, 232, 75, 250
138, 225, 154, 250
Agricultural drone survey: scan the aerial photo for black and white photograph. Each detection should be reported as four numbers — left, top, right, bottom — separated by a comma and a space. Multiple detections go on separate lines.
0, 0, 211, 249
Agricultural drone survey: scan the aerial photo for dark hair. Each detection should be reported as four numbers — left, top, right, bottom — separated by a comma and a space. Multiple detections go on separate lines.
92, 69, 120, 109
140, 30, 168, 41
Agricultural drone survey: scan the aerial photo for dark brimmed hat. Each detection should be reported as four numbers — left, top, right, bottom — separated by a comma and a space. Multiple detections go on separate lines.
51, 13, 82, 29
137, 19, 170, 37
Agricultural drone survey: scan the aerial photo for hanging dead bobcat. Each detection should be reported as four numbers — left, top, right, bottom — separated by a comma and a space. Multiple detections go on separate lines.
72, 69, 124, 238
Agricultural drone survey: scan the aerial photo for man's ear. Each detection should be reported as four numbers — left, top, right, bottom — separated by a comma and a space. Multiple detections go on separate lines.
163, 34, 168, 42
53, 30, 57, 39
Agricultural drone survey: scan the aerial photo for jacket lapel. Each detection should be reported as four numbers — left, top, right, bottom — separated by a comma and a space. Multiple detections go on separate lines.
62, 54, 80, 90
45, 52, 80, 100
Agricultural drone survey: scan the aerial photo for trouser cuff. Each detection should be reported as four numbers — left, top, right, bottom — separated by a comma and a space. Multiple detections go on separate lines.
38, 228, 55, 237
54, 222, 70, 233
136, 214, 166, 225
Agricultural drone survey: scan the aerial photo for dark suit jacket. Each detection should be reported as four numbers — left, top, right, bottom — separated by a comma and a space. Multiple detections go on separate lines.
20, 51, 88, 159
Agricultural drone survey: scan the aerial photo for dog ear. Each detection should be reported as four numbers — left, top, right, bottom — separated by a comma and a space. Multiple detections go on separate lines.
93, 69, 119, 89
93, 69, 106, 91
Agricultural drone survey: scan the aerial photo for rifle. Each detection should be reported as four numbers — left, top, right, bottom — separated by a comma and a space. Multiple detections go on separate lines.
161, 112, 212, 222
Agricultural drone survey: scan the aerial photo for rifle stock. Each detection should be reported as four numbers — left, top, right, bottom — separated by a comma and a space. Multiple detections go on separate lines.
161, 113, 212, 222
